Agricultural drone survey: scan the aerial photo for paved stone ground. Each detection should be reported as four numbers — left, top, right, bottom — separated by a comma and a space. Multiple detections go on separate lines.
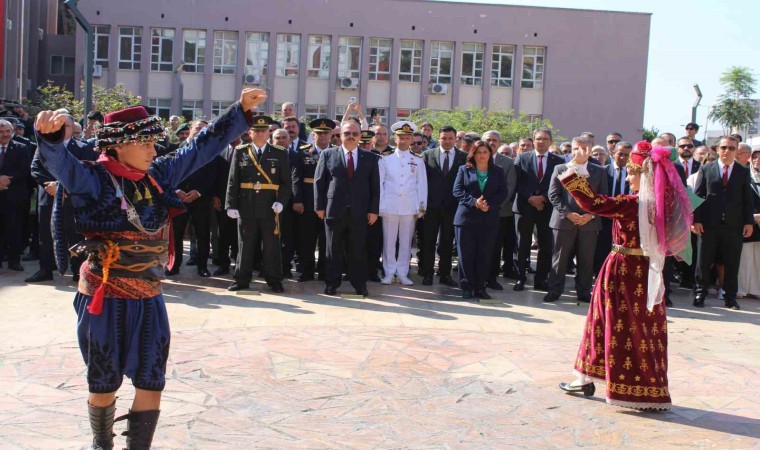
0, 258, 758, 449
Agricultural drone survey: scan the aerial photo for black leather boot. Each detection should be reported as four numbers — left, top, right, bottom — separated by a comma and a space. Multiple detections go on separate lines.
88, 400, 116, 450
118, 409, 160, 449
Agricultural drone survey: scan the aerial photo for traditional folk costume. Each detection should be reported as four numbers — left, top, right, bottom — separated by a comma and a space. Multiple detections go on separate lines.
37, 103, 252, 448
558, 142, 694, 410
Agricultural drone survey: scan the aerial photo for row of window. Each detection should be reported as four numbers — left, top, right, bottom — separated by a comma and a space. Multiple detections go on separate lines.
93, 25, 545, 88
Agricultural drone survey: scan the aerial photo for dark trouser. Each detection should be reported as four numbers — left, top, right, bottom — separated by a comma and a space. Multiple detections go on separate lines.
61, 196, 84, 274
280, 205, 299, 272
489, 215, 515, 280
171, 197, 212, 270
515, 210, 553, 283
235, 214, 282, 285
421, 207, 455, 278
415, 216, 425, 271
694, 225, 744, 301
456, 220, 498, 291
38, 202, 56, 272
298, 211, 326, 278
547, 227, 597, 299
325, 209, 368, 291
215, 208, 238, 269
501, 214, 518, 274
367, 217, 383, 278
594, 219, 613, 274
0, 200, 25, 264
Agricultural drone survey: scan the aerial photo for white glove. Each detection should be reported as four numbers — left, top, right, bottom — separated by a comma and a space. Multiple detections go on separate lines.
227, 209, 240, 219
272, 202, 284, 214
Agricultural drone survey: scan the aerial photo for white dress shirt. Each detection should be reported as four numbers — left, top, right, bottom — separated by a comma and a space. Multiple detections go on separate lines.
439, 146, 455, 169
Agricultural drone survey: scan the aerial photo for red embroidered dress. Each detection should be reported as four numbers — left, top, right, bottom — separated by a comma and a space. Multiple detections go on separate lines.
561, 171, 671, 410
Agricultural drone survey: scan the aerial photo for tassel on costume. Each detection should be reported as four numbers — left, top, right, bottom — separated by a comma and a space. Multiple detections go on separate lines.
87, 242, 119, 315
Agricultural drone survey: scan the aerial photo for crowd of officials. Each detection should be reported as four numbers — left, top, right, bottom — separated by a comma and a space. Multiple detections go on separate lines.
1, 101, 759, 308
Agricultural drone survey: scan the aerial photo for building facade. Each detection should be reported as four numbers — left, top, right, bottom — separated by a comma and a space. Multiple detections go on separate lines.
1, 0, 76, 103
71, 0, 651, 139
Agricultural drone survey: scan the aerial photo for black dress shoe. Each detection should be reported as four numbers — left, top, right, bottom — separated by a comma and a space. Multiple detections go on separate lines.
543, 292, 559, 302
422, 275, 433, 286
486, 279, 503, 290
356, 288, 369, 298
440, 275, 458, 287
197, 268, 211, 277
186, 258, 197, 266
271, 282, 285, 293
559, 382, 595, 397
462, 289, 474, 299
72, 274, 80, 283
324, 286, 337, 295
368, 275, 381, 283
164, 268, 179, 276
7, 262, 24, 271
297, 274, 314, 282
533, 281, 549, 292
213, 267, 230, 276
665, 298, 673, 307
227, 282, 249, 291
475, 289, 492, 300
693, 298, 705, 308
25, 270, 53, 283
725, 300, 741, 310
513, 280, 525, 291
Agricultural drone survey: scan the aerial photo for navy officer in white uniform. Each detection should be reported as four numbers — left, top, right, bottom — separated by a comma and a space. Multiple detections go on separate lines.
379, 121, 428, 285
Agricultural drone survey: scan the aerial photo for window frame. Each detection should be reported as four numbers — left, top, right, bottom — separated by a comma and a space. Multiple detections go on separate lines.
213, 30, 238, 75
398, 39, 422, 83
182, 29, 206, 73
521, 46, 545, 89
490, 44, 515, 88
276, 33, 301, 78
150, 28, 174, 72
93, 25, 110, 69
460, 42, 484, 86
182, 100, 204, 121
306, 35, 331, 79
429, 41, 454, 85
369, 38, 392, 81
211, 100, 233, 118
148, 98, 172, 120
118, 26, 142, 70
337, 36, 362, 80
304, 104, 328, 122
50, 55, 75, 75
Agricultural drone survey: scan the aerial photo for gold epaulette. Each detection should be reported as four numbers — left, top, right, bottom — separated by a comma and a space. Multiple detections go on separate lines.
270, 144, 286, 151
299, 143, 312, 151
412, 152, 423, 158
234, 143, 251, 151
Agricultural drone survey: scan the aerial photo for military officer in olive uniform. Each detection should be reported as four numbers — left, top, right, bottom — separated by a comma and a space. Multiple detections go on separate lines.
293, 118, 334, 282
226, 115, 292, 293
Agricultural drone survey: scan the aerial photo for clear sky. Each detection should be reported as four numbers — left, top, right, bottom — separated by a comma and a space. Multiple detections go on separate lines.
445, 0, 760, 139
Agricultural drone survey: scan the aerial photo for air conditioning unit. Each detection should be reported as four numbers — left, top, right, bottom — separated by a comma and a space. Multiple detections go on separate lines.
243, 73, 261, 85
92, 64, 103, 78
340, 77, 359, 89
430, 83, 448, 95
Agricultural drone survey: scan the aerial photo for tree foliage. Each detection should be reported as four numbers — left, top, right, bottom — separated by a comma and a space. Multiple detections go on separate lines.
640, 126, 660, 142
708, 66, 757, 134
25, 81, 142, 119
407, 106, 564, 143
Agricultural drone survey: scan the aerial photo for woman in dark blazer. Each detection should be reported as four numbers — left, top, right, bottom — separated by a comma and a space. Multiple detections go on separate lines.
453, 140, 508, 299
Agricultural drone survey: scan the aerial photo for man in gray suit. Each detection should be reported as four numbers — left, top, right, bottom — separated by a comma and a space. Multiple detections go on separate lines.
483, 130, 517, 289
544, 136, 608, 303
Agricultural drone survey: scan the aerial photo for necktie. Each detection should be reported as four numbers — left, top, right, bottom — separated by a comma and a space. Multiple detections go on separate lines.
537, 154, 544, 180
256, 148, 262, 161
347, 150, 355, 180
614, 167, 621, 196
442, 151, 450, 175
722, 165, 729, 188
685, 160, 690, 177
0, 146, 5, 169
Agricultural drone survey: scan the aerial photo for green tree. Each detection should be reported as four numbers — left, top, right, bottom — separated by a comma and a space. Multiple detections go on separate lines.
641, 126, 659, 142
407, 106, 564, 144
708, 66, 757, 134
26, 81, 141, 119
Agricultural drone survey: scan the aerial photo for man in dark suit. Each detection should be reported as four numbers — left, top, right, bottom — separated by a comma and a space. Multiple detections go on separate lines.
483, 130, 517, 290
0, 119, 32, 270
692, 136, 755, 310
314, 120, 380, 297
512, 127, 564, 291
420, 126, 467, 286
545, 137, 608, 303
594, 141, 632, 273
26, 116, 97, 281
226, 115, 292, 293
212, 138, 240, 276
281, 117, 308, 278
